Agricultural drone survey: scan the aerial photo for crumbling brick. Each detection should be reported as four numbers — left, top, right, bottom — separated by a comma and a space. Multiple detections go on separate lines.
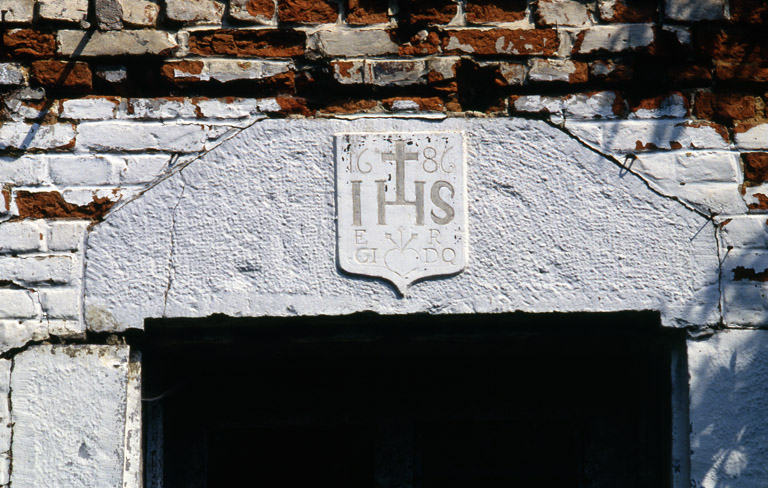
277, 0, 338, 23
347, 0, 389, 24
442, 29, 559, 56
695, 92, 758, 121
31, 60, 92, 90
744, 153, 768, 182
189, 29, 305, 57
465, 0, 526, 23
2, 30, 57, 58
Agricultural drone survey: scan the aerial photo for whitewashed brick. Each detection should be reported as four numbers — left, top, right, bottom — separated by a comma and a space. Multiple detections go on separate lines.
39, 288, 80, 320
0, 221, 43, 252
230, 0, 274, 22
528, 59, 584, 82
95, 65, 128, 84
719, 217, 768, 250
689, 330, 768, 486
0, 320, 48, 352
60, 97, 119, 120
47, 319, 84, 338
47, 221, 89, 252
666, 0, 727, 21
742, 184, 768, 212
630, 93, 688, 119
0, 290, 37, 319
4, 99, 59, 121
565, 120, 730, 153
166, 0, 225, 23
334, 59, 428, 86
0, 156, 46, 186
118, 0, 159, 26
38, 0, 88, 22
427, 57, 459, 80
735, 124, 768, 150
114, 155, 171, 184
48, 155, 117, 186
168, 58, 293, 83
307, 29, 398, 58
11, 346, 130, 488
0, 63, 27, 86
0, 123, 75, 151
0, 255, 78, 285
76, 121, 231, 152
513, 92, 618, 119
58, 30, 178, 56
537, 0, 593, 26
497, 62, 526, 86
573, 25, 655, 54
194, 97, 281, 119
125, 98, 197, 119
677, 183, 746, 215
2, 0, 34, 22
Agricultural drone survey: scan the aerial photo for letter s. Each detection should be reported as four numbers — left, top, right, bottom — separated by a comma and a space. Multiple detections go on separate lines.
430, 181, 455, 225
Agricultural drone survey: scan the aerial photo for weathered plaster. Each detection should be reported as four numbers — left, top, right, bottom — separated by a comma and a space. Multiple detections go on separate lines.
84, 117, 720, 330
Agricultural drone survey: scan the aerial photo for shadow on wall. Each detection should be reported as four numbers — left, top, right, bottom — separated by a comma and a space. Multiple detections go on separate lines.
688, 325, 768, 488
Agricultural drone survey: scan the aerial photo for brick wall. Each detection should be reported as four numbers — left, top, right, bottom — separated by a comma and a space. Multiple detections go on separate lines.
0, 1, 767, 486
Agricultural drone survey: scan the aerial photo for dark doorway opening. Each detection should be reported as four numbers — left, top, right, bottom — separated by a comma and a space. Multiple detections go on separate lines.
142, 311, 682, 488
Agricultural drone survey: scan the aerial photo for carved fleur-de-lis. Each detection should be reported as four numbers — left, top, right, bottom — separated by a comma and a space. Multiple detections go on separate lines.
385, 226, 417, 250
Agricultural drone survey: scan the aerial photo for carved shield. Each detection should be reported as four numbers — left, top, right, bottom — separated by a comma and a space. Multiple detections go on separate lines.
336, 132, 467, 294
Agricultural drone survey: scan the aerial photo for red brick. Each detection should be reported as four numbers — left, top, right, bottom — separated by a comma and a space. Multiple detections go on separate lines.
730, 0, 768, 23
466, 0, 526, 23
188, 29, 305, 57
319, 99, 379, 113
695, 92, 757, 121
667, 64, 712, 83
383, 96, 445, 111
744, 153, 768, 182
590, 60, 633, 82
241, 0, 275, 18
442, 29, 558, 55
2, 29, 56, 58
160, 61, 205, 83
277, 0, 338, 23
347, 0, 389, 24
695, 26, 768, 63
397, 30, 441, 56
598, 0, 656, 22
715, 62, 768, 83
15, 191, 115, 221
31, 61, 93, 91
400, 0, 457, 25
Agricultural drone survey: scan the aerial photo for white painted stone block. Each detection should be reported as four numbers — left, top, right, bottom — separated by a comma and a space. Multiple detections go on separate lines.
666, 0, 727, 21
719, 216, 768, 250
118, 0, 159, 26
0, 255, 78, 286
11, 345, 132, 488
58, 30, 178, 57
565, 120, 730, 153
537, 0, 593, 26
39, 288, 81, 320
194, 97, 281, 119
0, 156, 46, 186
0, 358, 11, 486
168, 58, 293, 83
307, 28, 399, 58
38, 0, 88, 22
76, 121, 232, 152
0, 221, 43, 252
0, 123, 75, 151
0, 320, 48, 353
48, 155, 118, 186
165, 0, 225, 23
528, 59, 583, 82
125, 98, 197, 119
116, 154, 171, 184
60, 97, 119, 120
689, 330, 768, 487
735, 124, 768, 150
48, 221, 89, 251
629, 93, 688, 119
1, 0, 34, 22
0, 290, 37, 319
574, 25, 655, 54
0, 63, 28, 86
